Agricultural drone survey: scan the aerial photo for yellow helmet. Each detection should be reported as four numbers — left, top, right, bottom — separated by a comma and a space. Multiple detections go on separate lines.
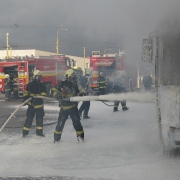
5, 74, 9, 78
64, 69, 74, 78
33, 70, 42, 77
64, 69, 77, 82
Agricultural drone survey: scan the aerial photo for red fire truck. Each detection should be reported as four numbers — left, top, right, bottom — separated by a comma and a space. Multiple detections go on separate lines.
89, 51, 126, 92
0, 55, 82, 98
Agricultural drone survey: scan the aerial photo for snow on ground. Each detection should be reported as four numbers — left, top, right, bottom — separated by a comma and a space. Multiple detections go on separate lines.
1, 92, 180, 180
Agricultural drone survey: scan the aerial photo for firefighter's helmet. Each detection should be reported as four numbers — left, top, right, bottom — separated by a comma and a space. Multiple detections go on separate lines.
5, 74, 9, 78
64, 69, 77, 83
33, 70, 42, 77
33, 70, 42, 81
100, 72, 104, 76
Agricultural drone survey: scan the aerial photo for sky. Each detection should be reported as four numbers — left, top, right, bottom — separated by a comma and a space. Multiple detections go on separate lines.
1, 91, 180, 179
0, 0, 180, 74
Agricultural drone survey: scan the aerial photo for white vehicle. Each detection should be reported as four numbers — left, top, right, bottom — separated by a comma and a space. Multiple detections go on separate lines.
142, 27, 180, 152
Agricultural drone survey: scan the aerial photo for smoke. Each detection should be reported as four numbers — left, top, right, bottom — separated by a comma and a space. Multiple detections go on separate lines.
157, 15, 180, 38
0, 0, 180, 75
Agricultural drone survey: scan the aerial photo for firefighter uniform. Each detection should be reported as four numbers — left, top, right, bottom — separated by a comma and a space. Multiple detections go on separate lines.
97, 72, 107, 95
4, 74, 11, 101
22, 70, 46, 137
113, 78, 129, 112
78, 69, 92, 119
52, 69, 84, 142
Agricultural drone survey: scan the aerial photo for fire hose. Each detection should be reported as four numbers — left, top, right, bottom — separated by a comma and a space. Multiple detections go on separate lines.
0, 92, 155, 133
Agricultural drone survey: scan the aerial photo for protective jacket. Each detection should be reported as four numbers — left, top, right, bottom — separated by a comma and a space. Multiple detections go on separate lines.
4, 78, 12, 100
113, 83, 126, 93
23, 80, 46, 108
97, 76, 107, 89
52, 80, 82, 110
4, 78, 11, 91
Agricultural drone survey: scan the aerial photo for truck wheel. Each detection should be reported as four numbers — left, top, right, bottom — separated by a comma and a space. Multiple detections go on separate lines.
46, 84, 52, 97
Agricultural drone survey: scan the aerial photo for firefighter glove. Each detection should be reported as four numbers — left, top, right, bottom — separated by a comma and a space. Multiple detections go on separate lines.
30, 96, 36, 104
55, 93, 63, 102
79, 92, 86, 96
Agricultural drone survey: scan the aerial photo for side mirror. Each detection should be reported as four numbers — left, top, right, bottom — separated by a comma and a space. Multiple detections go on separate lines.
142, 39, 153, 63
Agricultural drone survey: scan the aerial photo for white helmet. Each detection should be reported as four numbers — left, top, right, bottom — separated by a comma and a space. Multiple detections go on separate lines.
100, 72, 104, 76
64, 69, 77, 83
5, 74, 9, 78
33, 70, 42, 77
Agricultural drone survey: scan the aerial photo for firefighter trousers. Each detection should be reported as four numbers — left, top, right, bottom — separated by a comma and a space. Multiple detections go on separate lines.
54, 106, 84, 141
5, 89, 11, 101
99, 88, 106, 95
23, 106, 44, 136
79, 101, 90, 117
114, 100, 127, 111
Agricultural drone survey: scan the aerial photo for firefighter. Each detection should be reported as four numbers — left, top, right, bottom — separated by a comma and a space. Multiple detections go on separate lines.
113, 78, 129, 112
22, 70, 47, 137
4, 74, 11, 101
52, 69, 84, 143
143, 73, 152, 90
97, 72, 107, 95
78, 68, 92, 119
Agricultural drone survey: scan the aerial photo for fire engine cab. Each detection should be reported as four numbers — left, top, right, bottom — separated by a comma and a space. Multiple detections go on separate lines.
89, 50, 126, 92
0, 55, 81, 98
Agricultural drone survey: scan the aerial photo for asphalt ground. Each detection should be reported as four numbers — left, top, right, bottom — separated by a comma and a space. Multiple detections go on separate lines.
0, 93, 59, 135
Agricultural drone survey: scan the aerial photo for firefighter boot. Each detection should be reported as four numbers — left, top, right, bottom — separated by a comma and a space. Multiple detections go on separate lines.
83, 116, 90, 119
54, 131, 62, 143
123, 107, 129, 111
121, 101, 129, 111
113, 107, 119, 112
77, 132, 84, 142
36, 128, 45, 137
23, 129, 29, 138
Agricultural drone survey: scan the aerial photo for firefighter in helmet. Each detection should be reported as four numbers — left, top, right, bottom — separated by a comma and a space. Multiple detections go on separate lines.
22, 70, 47, 137
4, 74, 11, 101
52, 69, 84, 142
97, 72, 107, 95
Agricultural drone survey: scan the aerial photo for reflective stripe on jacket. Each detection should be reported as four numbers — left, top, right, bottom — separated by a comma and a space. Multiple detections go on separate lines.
97, 76, 107, 89
52, 80, 80, 110
23, 80, 46, 109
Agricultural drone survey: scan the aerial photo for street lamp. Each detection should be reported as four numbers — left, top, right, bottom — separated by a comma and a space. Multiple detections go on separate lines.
56, 28, 68, 54
6, 33, 9, 59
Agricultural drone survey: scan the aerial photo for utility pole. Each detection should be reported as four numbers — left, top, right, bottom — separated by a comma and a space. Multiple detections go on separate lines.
6, 33, 9, 59
84, 47, 86, 69
56, 27, 68, 54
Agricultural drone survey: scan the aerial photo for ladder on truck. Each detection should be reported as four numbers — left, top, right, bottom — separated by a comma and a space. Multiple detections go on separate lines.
18, 65, 26, 97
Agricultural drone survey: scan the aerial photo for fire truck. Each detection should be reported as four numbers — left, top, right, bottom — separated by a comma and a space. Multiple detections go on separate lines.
89, 50, 126, 93
0, 55, 81, 98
